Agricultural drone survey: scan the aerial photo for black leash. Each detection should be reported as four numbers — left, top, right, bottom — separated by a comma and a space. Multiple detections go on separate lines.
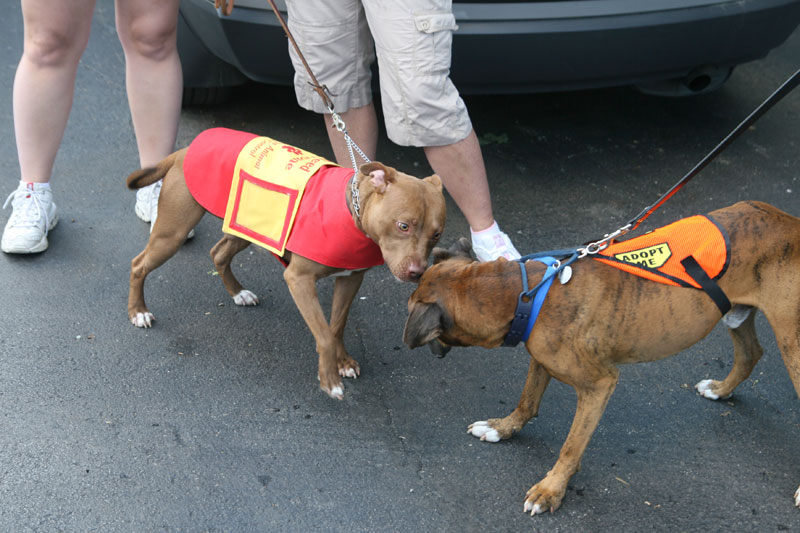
504, 68, 799, 347
578, 67, 800, 258
627, 67, 800, 232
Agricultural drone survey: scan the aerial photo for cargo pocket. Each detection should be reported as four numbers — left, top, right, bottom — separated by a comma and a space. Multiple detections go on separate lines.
413, 12, 459, 34
412, 11, 458, 74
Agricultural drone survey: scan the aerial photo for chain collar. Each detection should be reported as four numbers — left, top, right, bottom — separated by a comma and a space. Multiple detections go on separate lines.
350, 173, 362, 220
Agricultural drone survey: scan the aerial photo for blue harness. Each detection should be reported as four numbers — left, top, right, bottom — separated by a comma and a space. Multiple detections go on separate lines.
503, 250, 581, 347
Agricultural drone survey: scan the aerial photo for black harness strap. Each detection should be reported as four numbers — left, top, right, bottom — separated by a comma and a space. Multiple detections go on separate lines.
680, 255, 731, 316
503, 262, 534, 347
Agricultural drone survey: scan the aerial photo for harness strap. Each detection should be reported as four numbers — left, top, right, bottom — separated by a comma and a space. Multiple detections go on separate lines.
503, 263, 533, 347
503, 256, 560, 347
680, 255, 731, 316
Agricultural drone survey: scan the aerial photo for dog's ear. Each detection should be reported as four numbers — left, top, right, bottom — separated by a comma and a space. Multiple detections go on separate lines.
403, 301, 452, 348
433, 237, 475, 264
423, 174, 443, 192
359, 162, 396, 194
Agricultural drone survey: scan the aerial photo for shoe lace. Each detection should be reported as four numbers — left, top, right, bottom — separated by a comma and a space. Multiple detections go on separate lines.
3, 186, 51, 233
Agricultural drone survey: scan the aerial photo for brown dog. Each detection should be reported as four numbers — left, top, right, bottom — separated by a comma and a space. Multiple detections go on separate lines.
403, 201, 800, 514
127, 138, 445, 400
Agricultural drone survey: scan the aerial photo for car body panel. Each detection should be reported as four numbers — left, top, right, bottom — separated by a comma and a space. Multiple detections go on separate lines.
178, 0, 800, 95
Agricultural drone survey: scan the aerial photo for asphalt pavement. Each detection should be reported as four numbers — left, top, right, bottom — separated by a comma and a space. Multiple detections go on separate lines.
1, 3, 799, 532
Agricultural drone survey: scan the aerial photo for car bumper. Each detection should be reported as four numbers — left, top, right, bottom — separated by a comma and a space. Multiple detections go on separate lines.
178, 0, 800, 94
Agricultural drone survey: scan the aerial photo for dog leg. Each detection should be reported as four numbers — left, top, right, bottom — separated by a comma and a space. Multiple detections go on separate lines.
770, 319, 800, 400
283, 258, 346, 399
209, 234, 257, 306
330, 271, 366, 379
129, 203, 205, 328
469, 358, 552, 442
696, 307, 762, 400
768, 313, 800, 510
524, 371, 618, 515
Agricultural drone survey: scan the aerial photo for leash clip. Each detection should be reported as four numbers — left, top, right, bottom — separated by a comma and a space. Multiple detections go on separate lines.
578, 224, 631, 258
329, 108, 347, 133
325, 106, 372, 174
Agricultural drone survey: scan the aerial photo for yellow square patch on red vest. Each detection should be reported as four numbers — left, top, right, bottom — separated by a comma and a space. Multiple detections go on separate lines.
222, 136, 334, 255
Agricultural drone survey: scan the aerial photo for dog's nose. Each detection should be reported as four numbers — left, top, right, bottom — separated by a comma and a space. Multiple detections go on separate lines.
407, 263, 426, 281
428, 339, 451, 358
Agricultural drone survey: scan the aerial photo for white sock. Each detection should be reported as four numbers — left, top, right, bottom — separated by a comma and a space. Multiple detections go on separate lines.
470, 221, 502, 244
20, 181, 51, 191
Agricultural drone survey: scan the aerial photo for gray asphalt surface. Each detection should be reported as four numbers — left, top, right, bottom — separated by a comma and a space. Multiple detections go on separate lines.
1, 4, 799, 532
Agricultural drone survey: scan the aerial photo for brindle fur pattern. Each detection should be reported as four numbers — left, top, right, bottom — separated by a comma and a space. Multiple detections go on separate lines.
403, 201, 800, 515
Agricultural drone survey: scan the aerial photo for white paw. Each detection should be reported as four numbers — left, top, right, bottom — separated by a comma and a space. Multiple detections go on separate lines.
695, 379, 730, 400
795, 485, 799, 508
339, 367, 358, 379
695, 379, 719, 400
131, 311, 156, 328
233, 289, 259, 306
328, 385, 344, 400
131, 312, 154, 328
523, 500, 546, 515
467, 420, 500, 443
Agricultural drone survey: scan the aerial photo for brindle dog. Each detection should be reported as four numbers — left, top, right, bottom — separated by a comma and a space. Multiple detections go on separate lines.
404, 201, 800, 515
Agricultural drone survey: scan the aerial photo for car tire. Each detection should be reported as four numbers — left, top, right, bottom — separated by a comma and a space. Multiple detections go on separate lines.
182, 86, 233, 107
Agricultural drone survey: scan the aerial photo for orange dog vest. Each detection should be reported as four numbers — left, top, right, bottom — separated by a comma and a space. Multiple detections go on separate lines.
593, 214, 730, 289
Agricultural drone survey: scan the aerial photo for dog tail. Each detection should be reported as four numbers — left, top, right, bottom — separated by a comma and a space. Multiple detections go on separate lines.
126, 152, 178, 190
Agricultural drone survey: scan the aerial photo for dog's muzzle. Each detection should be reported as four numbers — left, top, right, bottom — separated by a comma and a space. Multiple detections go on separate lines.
427, 339, 451, 358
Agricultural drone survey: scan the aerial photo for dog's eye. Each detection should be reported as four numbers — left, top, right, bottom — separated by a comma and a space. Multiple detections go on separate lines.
432, 231, 441, 241
397, 222, 410, 232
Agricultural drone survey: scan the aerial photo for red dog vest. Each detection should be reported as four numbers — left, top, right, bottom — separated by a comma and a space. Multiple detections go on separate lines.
183, 128, 384, 270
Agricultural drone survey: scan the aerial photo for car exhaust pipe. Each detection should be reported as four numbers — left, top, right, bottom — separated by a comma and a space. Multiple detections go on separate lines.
637, 65, 733, 97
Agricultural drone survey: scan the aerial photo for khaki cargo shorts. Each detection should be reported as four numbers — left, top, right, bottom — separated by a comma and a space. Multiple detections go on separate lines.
285, 0, 473, 147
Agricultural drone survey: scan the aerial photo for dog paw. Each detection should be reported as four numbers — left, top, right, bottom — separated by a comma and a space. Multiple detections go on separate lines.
131, 312, 155, 328
324, 384, 344, 400
523, 499, 548, 516
233, 290, 259, 306
467, 421, 501, 443
695, 379, 731, 400
523, 481, 565, 516
695, 379, 719, 400
795, 485, 799, 508
339, 366, 359, 379
337, 356, 360, 379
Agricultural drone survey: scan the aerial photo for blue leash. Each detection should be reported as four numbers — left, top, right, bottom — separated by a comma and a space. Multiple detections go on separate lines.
503, 250, 581, 347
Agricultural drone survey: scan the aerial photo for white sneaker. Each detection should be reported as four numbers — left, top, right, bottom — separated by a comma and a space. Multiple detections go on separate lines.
135, 181, 161, 225
471, 223, 521, 262
135, 180, 194, 239
1, 182, 58, 254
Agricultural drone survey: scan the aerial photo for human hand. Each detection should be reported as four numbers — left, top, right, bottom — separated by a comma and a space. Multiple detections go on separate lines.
214, 0, 235, 16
